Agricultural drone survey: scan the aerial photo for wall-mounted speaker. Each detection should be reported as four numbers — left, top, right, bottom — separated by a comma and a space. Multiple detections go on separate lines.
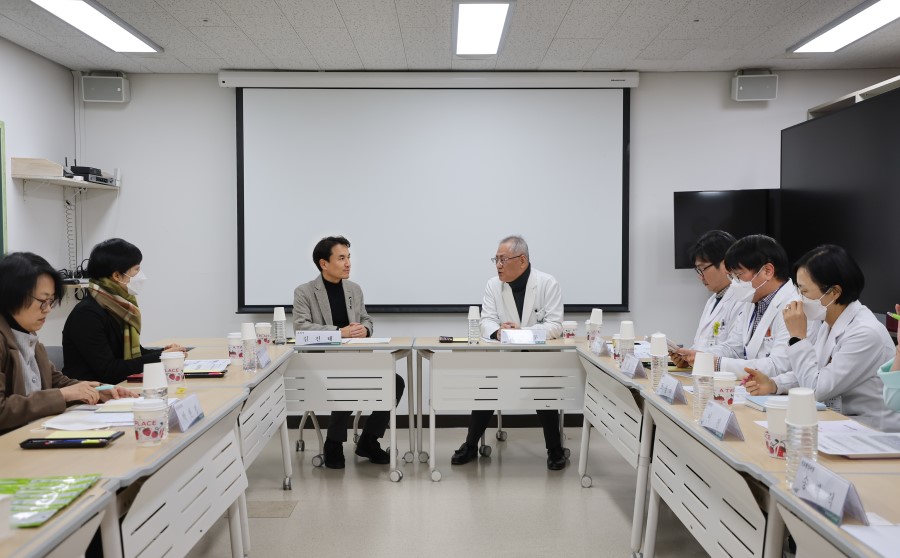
731, 74, 778, 102
82, 75, 130, 103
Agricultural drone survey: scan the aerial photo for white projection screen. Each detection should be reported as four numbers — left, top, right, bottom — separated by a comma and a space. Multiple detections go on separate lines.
238, 87, 629, 313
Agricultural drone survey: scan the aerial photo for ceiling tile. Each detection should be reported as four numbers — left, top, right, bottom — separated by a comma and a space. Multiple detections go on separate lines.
126, 54, 192, 72
119, 11, 221, 59
556, 2, 624, 40
508, 0, 572, 30
725, 0, 807, 28
496, 25, 555, 70
277, 0, 345, 29
178, 57, 228, 72
539, 38, 600, 70
583, 45, 642, 70
451, 57, 497, 70
235, 14, 318, 68
166, 3, 234, 28
401, 26, 449, 69
100, 0, 166, 12
395, 0, 446, 28
213, 0, 284, 16
640, 39, 704, 60
189, 26, 272, 67
296, 26, 363, 69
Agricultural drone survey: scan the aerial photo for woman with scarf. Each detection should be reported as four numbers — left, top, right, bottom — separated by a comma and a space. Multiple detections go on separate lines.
1, 252, 133, 433
63, 238, 186, 384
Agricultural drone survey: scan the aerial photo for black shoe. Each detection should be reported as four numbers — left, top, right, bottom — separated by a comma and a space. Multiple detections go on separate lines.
451, 442, 478, 465
324, 440, 345, 469
355, 437, 390, 465
547, 446, 567, 471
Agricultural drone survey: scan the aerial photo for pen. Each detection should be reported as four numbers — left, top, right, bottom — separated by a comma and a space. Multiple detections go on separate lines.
96, 384, 115, 391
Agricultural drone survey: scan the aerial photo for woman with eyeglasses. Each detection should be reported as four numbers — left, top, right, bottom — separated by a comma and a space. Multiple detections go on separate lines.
62, 238, 186, 384
743, 245, 900, 432
0, 252, 134, 433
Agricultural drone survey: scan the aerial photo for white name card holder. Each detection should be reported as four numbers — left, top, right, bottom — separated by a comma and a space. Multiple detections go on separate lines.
295, 331, 342, 346
656, 374, 687, 404
700, 400, 745, 440
169, 394, 205, 433
620, 354, 647, 379
590, 336, 611, 356
793, 458, 869, 525
256, 345, 272, 368
501, 330, 535, 344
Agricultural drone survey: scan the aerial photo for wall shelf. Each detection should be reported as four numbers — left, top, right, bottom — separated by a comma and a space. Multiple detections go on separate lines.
12, 174, 118, 190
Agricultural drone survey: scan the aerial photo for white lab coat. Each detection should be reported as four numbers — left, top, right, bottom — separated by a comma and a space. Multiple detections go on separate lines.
480, 267, 564, 340
691, 285, 751, 352
715, 280, 804, 377
776, 302, 900, 432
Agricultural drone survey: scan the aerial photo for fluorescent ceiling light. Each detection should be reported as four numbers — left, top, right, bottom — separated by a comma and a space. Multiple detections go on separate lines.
794, 0, 900, 53
455, 3, 511, 56
30, 0, 159, 52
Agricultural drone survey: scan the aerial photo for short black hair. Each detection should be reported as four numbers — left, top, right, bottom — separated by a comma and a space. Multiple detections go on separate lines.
724, 234, 790, 281
312, 236, 350, 271
688, 230, 737, 266
0, 252, 64, 315
85, 238, 142, 279
794, 245, 864, 305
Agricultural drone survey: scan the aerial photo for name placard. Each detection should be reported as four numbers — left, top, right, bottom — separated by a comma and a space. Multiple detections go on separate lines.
256, 346, 272, 368
793, 458, 868, 525
590, 336, 611, 356
295, 331, 341, 346
700, 400, 744, 440
500, 329, 536, 345
656, 374, 687, 404
620, 354, 646, 379
169, 394, 205, 433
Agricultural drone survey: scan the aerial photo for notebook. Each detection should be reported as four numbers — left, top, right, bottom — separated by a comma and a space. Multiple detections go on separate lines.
745, 395, 827, 412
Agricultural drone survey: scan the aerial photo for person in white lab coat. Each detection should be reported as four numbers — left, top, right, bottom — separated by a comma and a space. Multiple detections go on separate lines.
686, 230, 750, 352
744, 247, 900, 431
877, 304, 900, 412
450, 235, 567, 470
677, 235, 803, 378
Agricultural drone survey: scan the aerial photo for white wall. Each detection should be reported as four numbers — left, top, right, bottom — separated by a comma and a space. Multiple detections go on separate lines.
15, 68, 898, 350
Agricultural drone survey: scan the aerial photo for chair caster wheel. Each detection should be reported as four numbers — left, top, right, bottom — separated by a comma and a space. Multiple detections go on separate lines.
418, 451, 429, 463
283, 477, 292, 490
296, 440, 305, 452
390, 469, 403, 482
496, 430, 508, 441
431, 469, 442, 482
479, 445, 492, 457
581, 475, 592, 488
311, 454, 324, 467
563, 447, 571, 459
403, 451, 414, 463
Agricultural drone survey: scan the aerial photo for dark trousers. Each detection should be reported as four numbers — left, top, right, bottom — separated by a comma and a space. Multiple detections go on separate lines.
326, 373, 405, 443
465, 409, 562, 450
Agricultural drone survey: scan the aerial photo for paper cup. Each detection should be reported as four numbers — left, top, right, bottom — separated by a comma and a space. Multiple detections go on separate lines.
786, 387, 818, 427
619, 320, 634, 339
590, 308, 603, 325
693, 352, 714, 377
255, 322, 272, 345
161, 351, 186, 391
650, 332, 667, 357
273, 306, 286, 321
143, 362, 167, 390
468, 306, 480, 320
227, 332, 242, 365
133, 399, 168, 446
713, 372, 737, 407
562, 320, 577, 343
765, 396, 789, 459
241, 322, 256, 341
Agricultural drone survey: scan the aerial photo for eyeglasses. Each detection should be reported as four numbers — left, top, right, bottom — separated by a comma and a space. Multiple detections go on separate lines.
30, 295, 59, 311
694, 263, 715, 277
491, 254, 525, 267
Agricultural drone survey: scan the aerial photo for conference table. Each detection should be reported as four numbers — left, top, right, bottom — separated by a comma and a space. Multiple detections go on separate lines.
574, 342, 900, 558
413, 338, 584, 482
0, 387, 250, 558
284, 337, 415, 482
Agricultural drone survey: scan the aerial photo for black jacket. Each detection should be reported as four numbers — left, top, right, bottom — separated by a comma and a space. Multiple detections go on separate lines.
62, 295, 162, 384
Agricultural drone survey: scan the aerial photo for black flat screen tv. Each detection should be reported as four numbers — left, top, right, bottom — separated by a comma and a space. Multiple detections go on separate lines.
781, 86, 900, 315
673, 189, 781, 269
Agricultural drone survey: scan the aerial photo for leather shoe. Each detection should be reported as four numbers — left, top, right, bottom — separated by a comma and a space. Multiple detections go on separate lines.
451, 443, 478, 465
547, 446, 567, 471
324, 440, 345, 469
355, 437, 390, 465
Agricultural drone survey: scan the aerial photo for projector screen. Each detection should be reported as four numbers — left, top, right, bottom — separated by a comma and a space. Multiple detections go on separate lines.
237, 87, 629, 313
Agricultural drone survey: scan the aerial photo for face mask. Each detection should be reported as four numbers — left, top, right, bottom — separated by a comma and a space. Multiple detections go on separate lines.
801, 290, 832, 321
118, 270, 147, 296
730, 268, 766, 303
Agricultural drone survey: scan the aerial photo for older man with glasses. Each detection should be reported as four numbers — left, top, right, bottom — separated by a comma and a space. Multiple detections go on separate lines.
450, 235, 567, 470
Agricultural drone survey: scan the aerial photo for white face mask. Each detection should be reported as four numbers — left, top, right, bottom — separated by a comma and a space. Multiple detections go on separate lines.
730, 268, 767, 303
118, 270, 147, 296
801, 290, 832, 321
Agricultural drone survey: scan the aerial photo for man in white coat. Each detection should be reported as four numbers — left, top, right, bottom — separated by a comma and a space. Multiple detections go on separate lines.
677, 235, 804, 378
685, 230, 750, 353
450, 235, 567, 470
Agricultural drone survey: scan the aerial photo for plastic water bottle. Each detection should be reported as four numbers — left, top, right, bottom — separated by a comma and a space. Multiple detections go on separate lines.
243, 338, 258, 372
273, 320, 286, 345
650, 355, 667, 391
618, 337, 634, 365
786, 424, 818, 486
692, 374, 713, 422
467, 306, 480, 345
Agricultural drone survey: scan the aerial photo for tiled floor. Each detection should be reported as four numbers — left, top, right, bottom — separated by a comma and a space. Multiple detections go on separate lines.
187, 427, 707, 557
